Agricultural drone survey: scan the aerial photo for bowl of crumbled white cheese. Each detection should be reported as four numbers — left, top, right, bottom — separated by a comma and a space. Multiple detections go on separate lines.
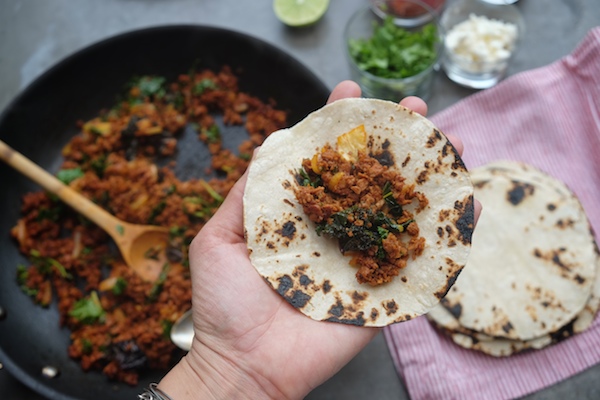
440, 0, 524, 89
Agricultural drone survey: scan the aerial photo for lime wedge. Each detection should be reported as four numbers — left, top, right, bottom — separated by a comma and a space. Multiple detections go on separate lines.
273, 0, 330, 27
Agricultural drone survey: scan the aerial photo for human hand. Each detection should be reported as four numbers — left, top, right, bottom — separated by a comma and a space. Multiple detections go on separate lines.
159, 81, 480, 399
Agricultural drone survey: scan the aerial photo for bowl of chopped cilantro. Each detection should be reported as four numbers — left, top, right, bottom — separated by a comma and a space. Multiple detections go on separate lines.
345, 0, 443, 101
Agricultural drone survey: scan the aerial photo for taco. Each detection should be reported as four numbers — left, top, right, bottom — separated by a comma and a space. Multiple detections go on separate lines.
243, 98, 474, 327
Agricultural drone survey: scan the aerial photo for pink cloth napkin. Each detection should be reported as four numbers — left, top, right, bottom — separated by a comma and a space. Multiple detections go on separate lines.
384, 27, 600, 400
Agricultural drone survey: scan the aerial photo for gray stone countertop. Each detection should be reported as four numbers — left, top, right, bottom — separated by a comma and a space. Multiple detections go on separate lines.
0, 0, 599, 399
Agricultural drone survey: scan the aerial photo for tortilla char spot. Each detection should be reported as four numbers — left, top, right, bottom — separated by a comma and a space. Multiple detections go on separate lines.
448, 143, 467, 171
435, 260, 462, 299
383, 300, 398, 315
502, 321, 514, 334
556, 219, 575, 229
292, 265, 308, 277
401, 154, 411, 168
372, 149, 394, 167
401, 276, 407, 283
416, 161, 432, 184
453, 195, 474, 246
474, 180, 490, 189
403, 314, 412, 321
551, 252, 571, 271
352, 291, 368, 303
286, 290, 311, 309
294, 215, 303, 221
551, 320, 575, 342
300, 234, 306, 240
322, 280, 332, 294
437, 227, 444, 238
450, 171, 457, 177
328, 300, 344, 317
299, 275, 313, 287
507, 180, 535, 205
426, 129, 443, 148
547, 203, 557, 211
445, 225, 454, 235
277, 275, 293, 296
313, 251, 321, 257
326, 312, 366, 326
574, 274, 586, 285
370, 308, 379, 321
282, 179, 292, 189
283, 199, 295, 207
446, 302, 462, 318
267, 241, 275, 249
438, 209, 451, 222
276, 221, 296, 239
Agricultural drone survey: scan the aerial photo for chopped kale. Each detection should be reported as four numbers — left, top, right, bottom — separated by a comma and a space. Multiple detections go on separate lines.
316, 207, 412, 259
81, 338, 93, 355
382, 181, 403, 217
90, 154, 108, 178
36, 206, 61, 222
111, 340, 147, 370
297, 167, 322, 188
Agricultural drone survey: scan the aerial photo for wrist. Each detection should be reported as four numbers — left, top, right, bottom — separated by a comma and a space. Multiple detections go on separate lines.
158, 342, 279, 400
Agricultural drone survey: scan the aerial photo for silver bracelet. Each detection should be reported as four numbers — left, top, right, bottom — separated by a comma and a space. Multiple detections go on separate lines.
138, 383, 174, 400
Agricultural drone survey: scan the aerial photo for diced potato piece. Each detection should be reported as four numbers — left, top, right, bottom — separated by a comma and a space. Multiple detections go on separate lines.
336, 124, 367, 162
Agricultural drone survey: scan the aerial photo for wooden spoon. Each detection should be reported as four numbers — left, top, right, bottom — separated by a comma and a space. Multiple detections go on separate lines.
0, 139, 168, 282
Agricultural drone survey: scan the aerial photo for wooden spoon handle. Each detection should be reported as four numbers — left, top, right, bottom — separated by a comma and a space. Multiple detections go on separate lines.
0, 139, 124, 237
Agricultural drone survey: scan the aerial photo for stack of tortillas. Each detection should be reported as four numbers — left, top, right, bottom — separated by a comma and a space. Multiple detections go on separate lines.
427, 161, 600, 356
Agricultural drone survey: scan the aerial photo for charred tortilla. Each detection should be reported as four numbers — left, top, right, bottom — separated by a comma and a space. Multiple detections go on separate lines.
243, 98, 474, 327
434, 161, 599, 342
428, 253, 600, 356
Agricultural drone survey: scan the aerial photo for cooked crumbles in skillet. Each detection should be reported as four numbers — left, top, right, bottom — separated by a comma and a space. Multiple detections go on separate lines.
10, 66, 287, 385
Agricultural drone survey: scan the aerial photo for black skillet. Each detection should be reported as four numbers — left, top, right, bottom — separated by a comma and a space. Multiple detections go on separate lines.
0, 25, 329, 400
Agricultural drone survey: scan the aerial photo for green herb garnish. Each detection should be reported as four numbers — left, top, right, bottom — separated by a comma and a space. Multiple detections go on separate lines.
148, 264, 170, 302
112, 277, 128, 295
30, 249, 72, 279
16, 265, 38, 297
69, 291, 105, 324
161, 319, 174, 338
202, 124, 221, 144
193, 78, 218, 95
136, 76, 167, 98
57, 168, 84, 185
348, 17, 438, 79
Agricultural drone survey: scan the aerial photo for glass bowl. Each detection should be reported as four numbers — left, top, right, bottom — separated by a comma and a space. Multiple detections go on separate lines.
440, 0, 525, 89
345, 1, 444, 101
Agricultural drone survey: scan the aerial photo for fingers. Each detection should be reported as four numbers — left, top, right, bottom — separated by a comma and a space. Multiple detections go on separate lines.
474, 198, 482, 226
199, 168, 249, 242
399, 96, 428, 117
327, 81, 361, 104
